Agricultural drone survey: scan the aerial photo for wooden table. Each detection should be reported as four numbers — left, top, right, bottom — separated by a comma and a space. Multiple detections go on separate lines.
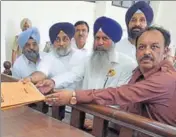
1, 106, 94, 137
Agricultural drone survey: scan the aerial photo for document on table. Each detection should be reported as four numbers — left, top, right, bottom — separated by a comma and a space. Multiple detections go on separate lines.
1, 82, 45, 110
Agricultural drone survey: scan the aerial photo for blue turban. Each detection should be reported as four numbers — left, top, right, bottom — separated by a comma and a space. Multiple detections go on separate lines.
18, 27, 40, 49
49, 22, 75, 44
94, 16, 122, 43
125, 1, 154, 26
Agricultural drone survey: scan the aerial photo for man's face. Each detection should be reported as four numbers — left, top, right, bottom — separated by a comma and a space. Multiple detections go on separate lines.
53, 31, 71, 56
136, 30, 168, 72
128, 13, 147, 40
22, 22, 30, 31
90, 31, 114, 76
23, 38, 39, 62
93, 31, 113, 51
74, 24, 88, 49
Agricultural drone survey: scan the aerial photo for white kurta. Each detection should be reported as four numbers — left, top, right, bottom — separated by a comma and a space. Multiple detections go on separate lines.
52, 51, 137, 90
115, 38, 137, 61
52, 51, 137, 113
71, 39, 92, 55
82, 52, 137, 90
37, 48, 89, 90
12, 52, 47, 79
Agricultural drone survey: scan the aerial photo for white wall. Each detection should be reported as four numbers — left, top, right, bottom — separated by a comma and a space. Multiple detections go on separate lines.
105, 1, 128, 39
155, 1, 176, 55
1, 1, 96, 62
97, 1, 161, 39
1, 20, 6, 72
1, 1, 163, 70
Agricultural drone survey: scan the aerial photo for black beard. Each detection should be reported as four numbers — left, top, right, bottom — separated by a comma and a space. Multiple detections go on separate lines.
128, 27, 143, 40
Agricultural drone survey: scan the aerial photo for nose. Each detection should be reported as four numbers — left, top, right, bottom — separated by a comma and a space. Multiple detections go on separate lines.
79, 31, 83, 35
135, 19, 141, 27
59, 40, 64, 47
29, 44, 35, 50
144, 46, 152, 55
97, 38, 103, 46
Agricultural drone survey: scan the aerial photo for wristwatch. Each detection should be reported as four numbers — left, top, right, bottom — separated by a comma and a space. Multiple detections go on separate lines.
70, 91, 77, 105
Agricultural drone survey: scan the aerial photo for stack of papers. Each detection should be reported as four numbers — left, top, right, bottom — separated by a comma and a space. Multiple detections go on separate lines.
1, 82, 45, 110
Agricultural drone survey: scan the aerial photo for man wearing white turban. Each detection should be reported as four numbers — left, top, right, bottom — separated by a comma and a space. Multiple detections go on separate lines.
12, 27, 46, 79
11, 18, 32, 65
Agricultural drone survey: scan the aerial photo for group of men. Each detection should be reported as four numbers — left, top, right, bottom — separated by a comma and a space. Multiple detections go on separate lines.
11, 1, 176, 136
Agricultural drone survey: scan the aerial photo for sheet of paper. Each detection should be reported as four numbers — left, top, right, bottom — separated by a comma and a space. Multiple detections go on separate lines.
1, 82, 45, 110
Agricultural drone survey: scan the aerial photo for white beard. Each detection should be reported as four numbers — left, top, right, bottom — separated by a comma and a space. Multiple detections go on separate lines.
54, 46, 72, 57
90, 47, 115, 77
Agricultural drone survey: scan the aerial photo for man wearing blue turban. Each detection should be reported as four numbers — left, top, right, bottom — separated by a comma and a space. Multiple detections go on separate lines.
12, 27, 46, 79
21, 22, 88, 90
20, 22, 88, 116
116, 1, 154, 60
11, 18, 33, 65
34, 16, 136, 93
32, 16, 137, 129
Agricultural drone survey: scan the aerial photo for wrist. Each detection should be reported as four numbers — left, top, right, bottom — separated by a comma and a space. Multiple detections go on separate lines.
166, 56, 174, 63
28, 76, 33, 83
50, 79, 56, 86
51, 78, 57, 88
70, 91, 77, 105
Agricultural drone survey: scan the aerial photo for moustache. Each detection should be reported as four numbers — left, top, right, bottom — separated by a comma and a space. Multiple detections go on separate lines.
78, 35, 84, 37
140, 54, 154, 62
128, 26, 144, 39
23, 49, 39, 61
55, 45, 66, 50
24, 49, 38, 55
131, 26, 143, 32
94, 45, 106, 51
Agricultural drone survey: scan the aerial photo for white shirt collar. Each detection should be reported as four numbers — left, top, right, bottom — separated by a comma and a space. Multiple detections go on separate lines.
109, 51, 119, 64
71, 39, 88, 51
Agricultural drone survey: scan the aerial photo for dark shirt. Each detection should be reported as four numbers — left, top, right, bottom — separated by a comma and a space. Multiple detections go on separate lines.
76, 60, 176, 126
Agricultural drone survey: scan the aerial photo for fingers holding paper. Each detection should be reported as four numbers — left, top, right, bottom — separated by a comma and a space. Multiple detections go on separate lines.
36, 79, 55, 94
19, 76, 32, 84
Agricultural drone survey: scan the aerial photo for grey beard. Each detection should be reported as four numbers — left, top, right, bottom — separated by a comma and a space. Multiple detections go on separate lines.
54, 46, 72, 57
23, 50, 39, 62
90, 49, 115, 77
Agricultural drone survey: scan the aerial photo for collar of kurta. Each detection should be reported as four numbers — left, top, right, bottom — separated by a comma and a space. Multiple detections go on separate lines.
72, 42, 87, 51
132, 60, 174, 80
109, 51, 120, 64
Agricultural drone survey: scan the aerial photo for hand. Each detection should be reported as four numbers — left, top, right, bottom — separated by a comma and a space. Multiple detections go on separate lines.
84, 119, 93, 130
19, 76, 32, 84
36, 79, 55, 94
166, 55, 176, 64
45, 90, 73, 106
165, 48, 176, 64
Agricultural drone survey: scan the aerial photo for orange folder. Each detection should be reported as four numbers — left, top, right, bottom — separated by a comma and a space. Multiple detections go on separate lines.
1, 82, 45, 110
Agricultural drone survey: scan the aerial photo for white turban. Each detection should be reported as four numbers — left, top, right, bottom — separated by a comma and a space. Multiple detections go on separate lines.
20, 18, 32, 30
